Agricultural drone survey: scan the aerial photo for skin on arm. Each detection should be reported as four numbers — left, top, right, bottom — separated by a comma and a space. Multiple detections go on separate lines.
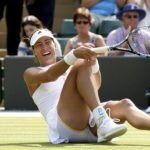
95, 34, 108, 56
23, 60, 71, 95
139, 0, 150, 9
145, 0, 150, 10
116, 0, 128, 9
63, 39, 73, 55
95, 35, 106, 47
64, 34, 107, 56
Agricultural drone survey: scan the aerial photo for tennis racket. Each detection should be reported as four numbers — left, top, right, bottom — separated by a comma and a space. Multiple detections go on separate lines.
92, 26, 150, 58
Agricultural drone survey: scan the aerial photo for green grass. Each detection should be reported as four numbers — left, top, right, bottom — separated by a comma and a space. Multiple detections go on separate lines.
0, 112, 150, 150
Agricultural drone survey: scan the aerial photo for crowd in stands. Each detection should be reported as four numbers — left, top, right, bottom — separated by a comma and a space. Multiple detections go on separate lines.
0, 0, 150, 56
0, 0, 150, 111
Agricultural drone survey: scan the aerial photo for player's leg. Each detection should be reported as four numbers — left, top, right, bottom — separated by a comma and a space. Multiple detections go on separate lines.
104, 98, 150, 130
57, 62, 99, 131
75, 64, 127, 141
57, 61, 127, 142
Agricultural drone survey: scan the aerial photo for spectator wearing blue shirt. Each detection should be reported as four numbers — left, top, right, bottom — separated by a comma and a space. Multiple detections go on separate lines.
81, 0, 118, 31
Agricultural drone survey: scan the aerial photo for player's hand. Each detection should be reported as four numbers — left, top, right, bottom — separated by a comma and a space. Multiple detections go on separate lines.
73, 46, 97, 60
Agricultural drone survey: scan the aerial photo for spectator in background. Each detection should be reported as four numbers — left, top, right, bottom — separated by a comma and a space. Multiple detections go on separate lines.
64, 7, 107, 56
18, 15, 43, 56
0, 0, 23, 55
25, 0, 55, 30
117, 0, 150, 27
116, 0, 140, 11
18, 15, 62, 57
80, 0, 118, 31
139, 0, 150, 26
106, 3, 150, 56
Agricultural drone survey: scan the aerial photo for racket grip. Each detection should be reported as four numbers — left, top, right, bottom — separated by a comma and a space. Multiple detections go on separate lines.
91, 46, 110, 53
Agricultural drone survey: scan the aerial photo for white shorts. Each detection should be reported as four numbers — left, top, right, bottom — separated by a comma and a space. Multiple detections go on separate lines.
46, 107, 97, 144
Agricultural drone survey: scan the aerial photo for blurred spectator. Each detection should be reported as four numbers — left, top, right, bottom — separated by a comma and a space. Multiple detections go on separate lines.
117, 0, 140, 11
18, 15, 43, 56
18, 15, 62, 57
0, 0, 23, 55
25, 0, 55, 30
64, 7, 107, 56
80, 0, 118, 31
117, 0, 150, 26
139, 0, 150, 26
106, 4, 150, 56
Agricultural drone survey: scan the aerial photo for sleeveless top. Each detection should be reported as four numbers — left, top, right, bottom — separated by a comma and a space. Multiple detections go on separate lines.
32, 65, 70, 119
70, 33, 97, 49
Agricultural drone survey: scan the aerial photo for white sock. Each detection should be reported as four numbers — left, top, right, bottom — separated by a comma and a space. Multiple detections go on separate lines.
92, 105, 108, 127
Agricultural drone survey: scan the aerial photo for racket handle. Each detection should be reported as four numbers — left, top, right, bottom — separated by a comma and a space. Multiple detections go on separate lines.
91, 46, 110, 53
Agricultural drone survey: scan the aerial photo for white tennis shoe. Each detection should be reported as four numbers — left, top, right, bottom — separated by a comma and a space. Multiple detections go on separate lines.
97, 117, 127, 142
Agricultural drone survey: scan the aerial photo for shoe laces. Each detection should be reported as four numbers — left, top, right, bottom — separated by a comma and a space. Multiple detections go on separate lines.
106, 108, 120, 123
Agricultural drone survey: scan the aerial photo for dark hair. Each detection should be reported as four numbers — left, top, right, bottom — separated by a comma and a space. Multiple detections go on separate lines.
22, 15, 43, 37
21, 15, 43, 46
73, 7, 92, 25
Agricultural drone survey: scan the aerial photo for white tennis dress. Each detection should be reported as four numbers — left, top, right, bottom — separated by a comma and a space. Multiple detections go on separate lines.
32, 65, 97, 144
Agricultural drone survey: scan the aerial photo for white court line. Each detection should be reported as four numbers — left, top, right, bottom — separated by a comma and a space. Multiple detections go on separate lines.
0, 110, 42, 117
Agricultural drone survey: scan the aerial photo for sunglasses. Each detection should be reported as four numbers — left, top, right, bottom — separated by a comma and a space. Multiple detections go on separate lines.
76, 21, 89, 25
124, 14, 139, 19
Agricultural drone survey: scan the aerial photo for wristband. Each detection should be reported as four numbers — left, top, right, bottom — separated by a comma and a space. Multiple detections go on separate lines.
64, 50, 78, 65
91, 59, 99, 73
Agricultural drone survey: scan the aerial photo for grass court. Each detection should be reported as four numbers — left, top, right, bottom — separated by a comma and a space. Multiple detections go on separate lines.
0, 111, 150, 150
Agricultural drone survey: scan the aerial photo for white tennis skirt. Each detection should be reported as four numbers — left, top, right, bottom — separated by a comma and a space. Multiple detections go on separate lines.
46, 107, 97, 144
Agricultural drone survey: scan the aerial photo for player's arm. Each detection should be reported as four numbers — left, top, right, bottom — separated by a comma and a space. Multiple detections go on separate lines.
63, 39, 73, 55
24, 46, 97, 84
24, 60, 70, 84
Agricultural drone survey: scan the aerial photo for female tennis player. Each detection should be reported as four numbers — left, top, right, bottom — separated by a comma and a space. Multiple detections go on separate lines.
24, 29, 150, 144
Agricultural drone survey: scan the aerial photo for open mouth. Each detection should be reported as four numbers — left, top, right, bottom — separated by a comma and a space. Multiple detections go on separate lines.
43, 52, 51, 56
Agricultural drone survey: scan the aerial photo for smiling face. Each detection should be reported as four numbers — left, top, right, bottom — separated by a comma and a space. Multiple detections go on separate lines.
32, 36, 57, 66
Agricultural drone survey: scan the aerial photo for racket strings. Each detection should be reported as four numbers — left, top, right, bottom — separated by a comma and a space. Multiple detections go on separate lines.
127, 27, 150, 54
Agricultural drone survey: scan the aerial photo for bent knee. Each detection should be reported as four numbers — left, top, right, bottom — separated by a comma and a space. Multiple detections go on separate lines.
103, 101, 126, 123
120, 98, 135, 108
103, 99, 135, 109
103, 100, 116, 109
77, 65, 91, 74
